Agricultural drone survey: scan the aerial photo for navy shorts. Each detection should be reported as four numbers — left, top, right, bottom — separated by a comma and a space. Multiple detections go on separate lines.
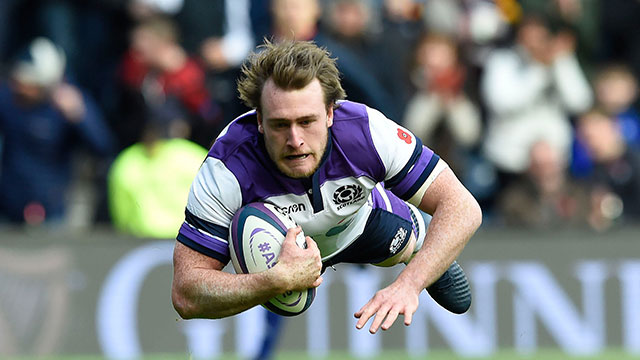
323, 186, 421, 268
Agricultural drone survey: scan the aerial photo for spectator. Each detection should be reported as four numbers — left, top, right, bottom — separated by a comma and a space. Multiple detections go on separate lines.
572, 63, 640, 177
176, 0, 253, 72
377, 0, 425, 112
480, 13, 592, 187
323, 0, 378, 55
116, 16, 221, 150
107, 121, 206, 238
498, 140, 590, 229
519, 0, 601, 75
404, 32, 482, 175
175, 0, 254, 127
577, 109, 640, 229
267, 0, 398, 119
0, 37, 114, 226
593, 64, 640, 146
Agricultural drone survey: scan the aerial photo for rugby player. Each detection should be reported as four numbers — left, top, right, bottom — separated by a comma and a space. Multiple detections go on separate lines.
172, 40, 482, 333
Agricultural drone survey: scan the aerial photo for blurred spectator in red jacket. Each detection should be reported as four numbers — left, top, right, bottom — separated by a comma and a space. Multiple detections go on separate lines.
116, 16, 221, 150
403, 32, 481, 176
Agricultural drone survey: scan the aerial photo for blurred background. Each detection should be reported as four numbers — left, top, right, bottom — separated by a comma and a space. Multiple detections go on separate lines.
1, 0, 640, 359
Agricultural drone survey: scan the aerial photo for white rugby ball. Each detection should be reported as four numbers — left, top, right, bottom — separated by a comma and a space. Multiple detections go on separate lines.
228, 202, 316, 316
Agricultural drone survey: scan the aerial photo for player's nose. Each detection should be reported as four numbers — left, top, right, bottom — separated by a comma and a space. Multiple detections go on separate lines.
286, 126, 304, 148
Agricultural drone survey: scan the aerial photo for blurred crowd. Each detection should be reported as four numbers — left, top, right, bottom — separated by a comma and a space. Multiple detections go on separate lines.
1, 0, 640, 236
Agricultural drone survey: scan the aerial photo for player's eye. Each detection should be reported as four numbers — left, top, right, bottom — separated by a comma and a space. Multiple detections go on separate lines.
299, 119, 314, 126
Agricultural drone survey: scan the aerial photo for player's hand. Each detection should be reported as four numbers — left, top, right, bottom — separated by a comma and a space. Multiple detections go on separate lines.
354, 280, 421, 334
272, 226, 323, 292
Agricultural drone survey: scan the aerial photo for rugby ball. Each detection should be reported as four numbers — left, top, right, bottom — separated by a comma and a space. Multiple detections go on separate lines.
228, 202, 316, 316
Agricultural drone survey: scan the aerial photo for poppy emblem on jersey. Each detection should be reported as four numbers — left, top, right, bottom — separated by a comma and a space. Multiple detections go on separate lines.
333, 184, 365, 210
397, 128, 412, 144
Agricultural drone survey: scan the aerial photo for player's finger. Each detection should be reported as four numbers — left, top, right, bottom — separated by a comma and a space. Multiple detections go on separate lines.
304, 236, 321, 254
354, 299, 372, 318
404, 308, 414, 326
284, 226, 302, 242
381, 308, 400, 331
312, 275, 323, 288
355, 303, 377, 329
369, 305, 391, 334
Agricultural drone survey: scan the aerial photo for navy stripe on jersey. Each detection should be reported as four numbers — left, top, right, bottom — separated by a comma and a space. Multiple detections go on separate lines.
177, 233, 230, 264
398, 154, 440, 200
385, 137, 423, 189
185, 209, 229, 240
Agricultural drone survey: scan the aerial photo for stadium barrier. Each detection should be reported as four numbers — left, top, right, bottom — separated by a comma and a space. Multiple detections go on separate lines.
0, 227, 638, 358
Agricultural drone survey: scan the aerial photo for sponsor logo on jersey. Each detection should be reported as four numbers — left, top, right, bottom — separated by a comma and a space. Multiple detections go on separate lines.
276, 203, 307, 215
397, 128, 412, 144
389, 227, 408, 255
333, 184, 365, 210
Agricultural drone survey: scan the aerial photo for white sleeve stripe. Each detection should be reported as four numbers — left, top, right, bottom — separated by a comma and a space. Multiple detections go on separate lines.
185, 222, 229, 244
374, 183, 393, 211
408, 159, 449, 207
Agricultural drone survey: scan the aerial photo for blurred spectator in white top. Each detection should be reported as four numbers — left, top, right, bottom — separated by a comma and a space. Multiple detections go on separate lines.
480, 13, 592, 185
403, 32, 481, 175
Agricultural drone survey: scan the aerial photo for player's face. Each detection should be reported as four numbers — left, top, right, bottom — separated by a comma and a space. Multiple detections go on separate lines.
258, 78, 333, 178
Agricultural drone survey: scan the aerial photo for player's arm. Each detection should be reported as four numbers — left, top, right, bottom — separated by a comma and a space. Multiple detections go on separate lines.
172, 155, 322, 319
401, 166, 481, 291
355, 167, 481, 333
357, 107, 481, 332
172, 227, 323, 319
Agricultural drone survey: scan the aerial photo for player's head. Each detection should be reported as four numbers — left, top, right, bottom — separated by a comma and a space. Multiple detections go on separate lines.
238, 39, 345, 112
238, 40, 346, 178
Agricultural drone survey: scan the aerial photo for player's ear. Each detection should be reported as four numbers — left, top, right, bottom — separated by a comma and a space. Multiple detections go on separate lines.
257, 112, 264, 134
326, 105, 334, 127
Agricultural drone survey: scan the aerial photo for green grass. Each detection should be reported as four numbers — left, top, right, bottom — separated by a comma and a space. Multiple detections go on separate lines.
6, 349, 640, 360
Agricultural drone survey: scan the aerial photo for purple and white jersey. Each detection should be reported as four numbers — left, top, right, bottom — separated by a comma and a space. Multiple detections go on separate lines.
177, 101, 447, 263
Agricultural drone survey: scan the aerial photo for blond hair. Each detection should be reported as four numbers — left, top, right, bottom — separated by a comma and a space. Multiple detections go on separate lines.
237, 39, 346, 111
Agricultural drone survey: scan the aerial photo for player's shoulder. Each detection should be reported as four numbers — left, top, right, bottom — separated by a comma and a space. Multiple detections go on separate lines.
333, 100, 369, 121
331, 101, 379, 140
333, 100, 391, 127
208, 110, 260, 161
